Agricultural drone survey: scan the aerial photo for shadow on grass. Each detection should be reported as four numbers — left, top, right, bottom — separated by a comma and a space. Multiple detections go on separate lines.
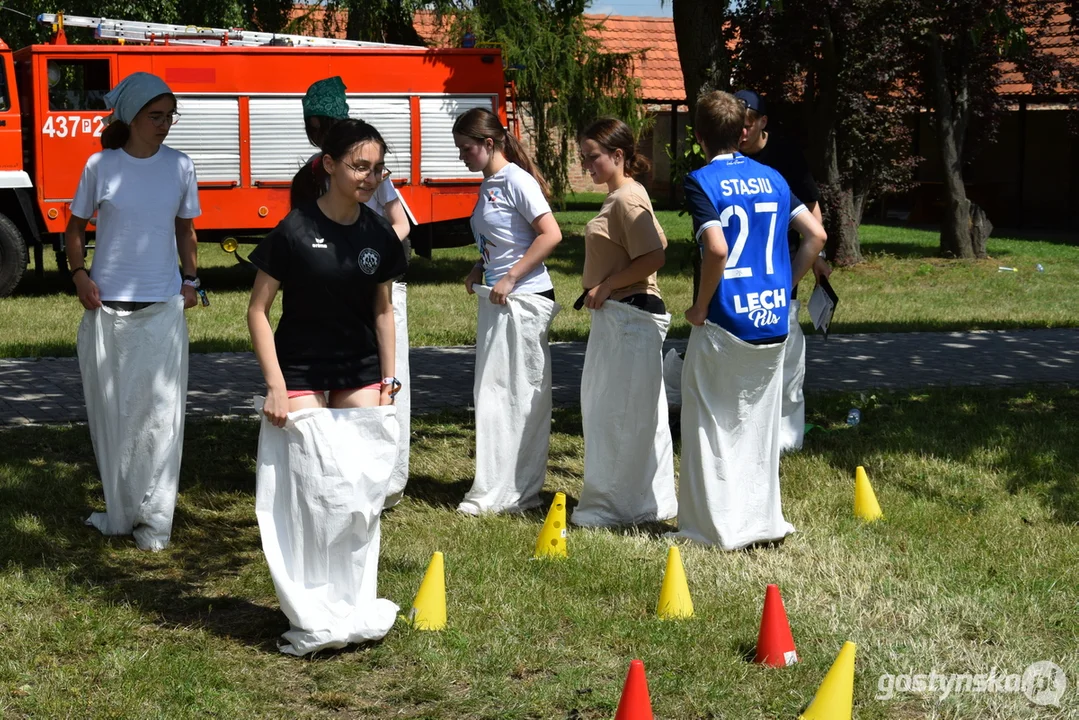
9, 251, 259, 299
400, 255, 478, 285
198, 260, 258, 291
1, 384, 1075, 659
0, 420, 287, 651
7, 270, 73, 298
860, 243, 947, 260
800, 385, 1079, 524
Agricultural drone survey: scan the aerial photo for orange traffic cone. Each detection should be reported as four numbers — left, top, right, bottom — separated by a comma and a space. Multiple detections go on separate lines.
753, 583, 798, 667
614, 659, 654, 720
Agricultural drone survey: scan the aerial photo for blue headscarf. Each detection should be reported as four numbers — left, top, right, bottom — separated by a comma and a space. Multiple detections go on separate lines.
104, 72, 174, 125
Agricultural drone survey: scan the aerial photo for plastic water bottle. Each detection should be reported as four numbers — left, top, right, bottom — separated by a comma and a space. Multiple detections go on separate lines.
1036, 264, 1045, 273
846, 408, 861, 426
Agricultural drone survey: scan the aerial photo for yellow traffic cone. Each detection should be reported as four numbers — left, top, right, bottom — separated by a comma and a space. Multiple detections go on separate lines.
656, 546, 693, 619
407, 551, 446, 630
799, 641, 856, 720
854, 466, 883, 522
533, 492, 568, 559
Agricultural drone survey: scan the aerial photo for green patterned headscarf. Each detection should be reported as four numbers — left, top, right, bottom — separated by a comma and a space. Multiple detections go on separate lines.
302, 77, 350, 119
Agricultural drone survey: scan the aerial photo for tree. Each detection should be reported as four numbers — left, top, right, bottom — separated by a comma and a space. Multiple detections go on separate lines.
320, 0, 641, 203
0, 0, 291, 50
915, 1, 1079, 258
670, 0, 732, 122
465, 0, 642, 202
321, 0, 427, 45
730, 0, 920, 266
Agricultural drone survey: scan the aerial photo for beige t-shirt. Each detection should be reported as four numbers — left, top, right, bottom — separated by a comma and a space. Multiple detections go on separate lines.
583, 181, 666, 301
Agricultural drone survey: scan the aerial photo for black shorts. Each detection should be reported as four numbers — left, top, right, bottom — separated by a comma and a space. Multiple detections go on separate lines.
618, 293, 666, 315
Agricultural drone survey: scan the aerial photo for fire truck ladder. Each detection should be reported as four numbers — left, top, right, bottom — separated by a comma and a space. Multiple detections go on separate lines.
505, 80, 520, 139
37, 13, 416, 48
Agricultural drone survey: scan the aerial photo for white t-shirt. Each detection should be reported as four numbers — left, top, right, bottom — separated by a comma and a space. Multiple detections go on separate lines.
364, 181, 401, 218
71, 146, 201, 302
471, 162, 553, 294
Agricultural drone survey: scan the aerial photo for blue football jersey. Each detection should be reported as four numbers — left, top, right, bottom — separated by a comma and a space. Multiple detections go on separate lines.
684, 153, 806, 343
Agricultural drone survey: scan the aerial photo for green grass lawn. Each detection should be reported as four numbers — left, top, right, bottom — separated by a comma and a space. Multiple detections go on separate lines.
1, 386, 1076, 718
2, 216, 1077, 358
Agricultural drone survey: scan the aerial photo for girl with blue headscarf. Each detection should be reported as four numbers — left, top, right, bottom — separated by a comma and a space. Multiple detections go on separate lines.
65, 71, 203, 551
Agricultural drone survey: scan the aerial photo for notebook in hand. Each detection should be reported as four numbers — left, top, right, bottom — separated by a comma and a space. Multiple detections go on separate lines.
808, 276, 839, 337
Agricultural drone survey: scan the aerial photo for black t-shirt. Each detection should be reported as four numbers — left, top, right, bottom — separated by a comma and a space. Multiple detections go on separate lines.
746, 133, 820, 258
745, 134, 820, 205
249, 202, 408, 390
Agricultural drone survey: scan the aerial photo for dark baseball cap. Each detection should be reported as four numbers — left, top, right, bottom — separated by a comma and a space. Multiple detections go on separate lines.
735, 89, 767, 116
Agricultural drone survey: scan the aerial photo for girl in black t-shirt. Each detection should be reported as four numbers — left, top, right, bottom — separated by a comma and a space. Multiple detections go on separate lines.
248, 119, 408, 427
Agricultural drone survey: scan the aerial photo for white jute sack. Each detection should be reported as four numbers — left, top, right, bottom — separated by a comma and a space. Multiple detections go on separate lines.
780, 299, 806, 453
254, 398, 400, 656
458, 285, 560, 515
662, 348, 684, 413
572, 300, 677, 526
77, 296, 188, 551
673, 321, 796, 550
384, 281, 410, 508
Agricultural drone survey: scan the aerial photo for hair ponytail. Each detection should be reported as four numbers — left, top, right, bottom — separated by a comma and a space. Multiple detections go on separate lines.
627, 154, 651, 179
453, 107, 549, 198
100, 121, 130, 150
290, 158, 327, 210
501, 132, 550, 198
581, 117, 651, 180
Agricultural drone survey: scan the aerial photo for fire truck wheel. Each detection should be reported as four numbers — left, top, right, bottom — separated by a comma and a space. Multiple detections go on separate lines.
0, 212, 28, 299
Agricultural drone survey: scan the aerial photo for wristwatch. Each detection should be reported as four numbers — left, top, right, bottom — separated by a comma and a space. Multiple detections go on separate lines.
382, 376, 402, 398
182, 274, 201, 288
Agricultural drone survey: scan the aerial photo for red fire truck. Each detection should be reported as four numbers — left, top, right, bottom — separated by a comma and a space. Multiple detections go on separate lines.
0, 13, 512, 297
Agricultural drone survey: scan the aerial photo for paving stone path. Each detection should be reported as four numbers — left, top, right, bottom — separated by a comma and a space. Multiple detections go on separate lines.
2, 329, 1077, 426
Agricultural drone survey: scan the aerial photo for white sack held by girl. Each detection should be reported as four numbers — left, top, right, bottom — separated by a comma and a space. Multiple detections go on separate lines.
254, 398, 400, 656
78, 296, 189, 551
779, 298, 806, 452
662, 348, 684, 414
673, 321, 796, 550
459, 285, 560, 515
573, 300, 676, 526
384, 281, 411, 508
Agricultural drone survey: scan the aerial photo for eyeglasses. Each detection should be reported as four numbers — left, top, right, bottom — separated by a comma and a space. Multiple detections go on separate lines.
342, 161, 392, 183
147, 111, 181, 127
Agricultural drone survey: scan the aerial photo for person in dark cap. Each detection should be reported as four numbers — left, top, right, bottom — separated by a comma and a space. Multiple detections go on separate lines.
735, 89, 828, 279
735, 89, 829, 452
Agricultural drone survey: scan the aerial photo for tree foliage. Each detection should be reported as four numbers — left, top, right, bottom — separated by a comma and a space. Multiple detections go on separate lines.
0, 0, 293, 50
730, 0, 920, 265
462, 0, 643, 203
913, 0, 1079, 258
324, 0, 643, 203
4, 0, 642, 204
673, 0, 1079, 261
321, 0, 426, 45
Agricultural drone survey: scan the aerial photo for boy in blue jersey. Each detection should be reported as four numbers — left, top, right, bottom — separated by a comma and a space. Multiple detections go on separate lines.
673, 91, 826, 550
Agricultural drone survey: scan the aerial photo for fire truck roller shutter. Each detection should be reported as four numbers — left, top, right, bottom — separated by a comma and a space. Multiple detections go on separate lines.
347, 97, 411, 184
420, 96, 494, 180
166, 96, 241, 184
249, 98, 314, 183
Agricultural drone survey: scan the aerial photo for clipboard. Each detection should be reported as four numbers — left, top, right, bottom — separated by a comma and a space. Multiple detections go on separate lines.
807, 276, 839, 337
